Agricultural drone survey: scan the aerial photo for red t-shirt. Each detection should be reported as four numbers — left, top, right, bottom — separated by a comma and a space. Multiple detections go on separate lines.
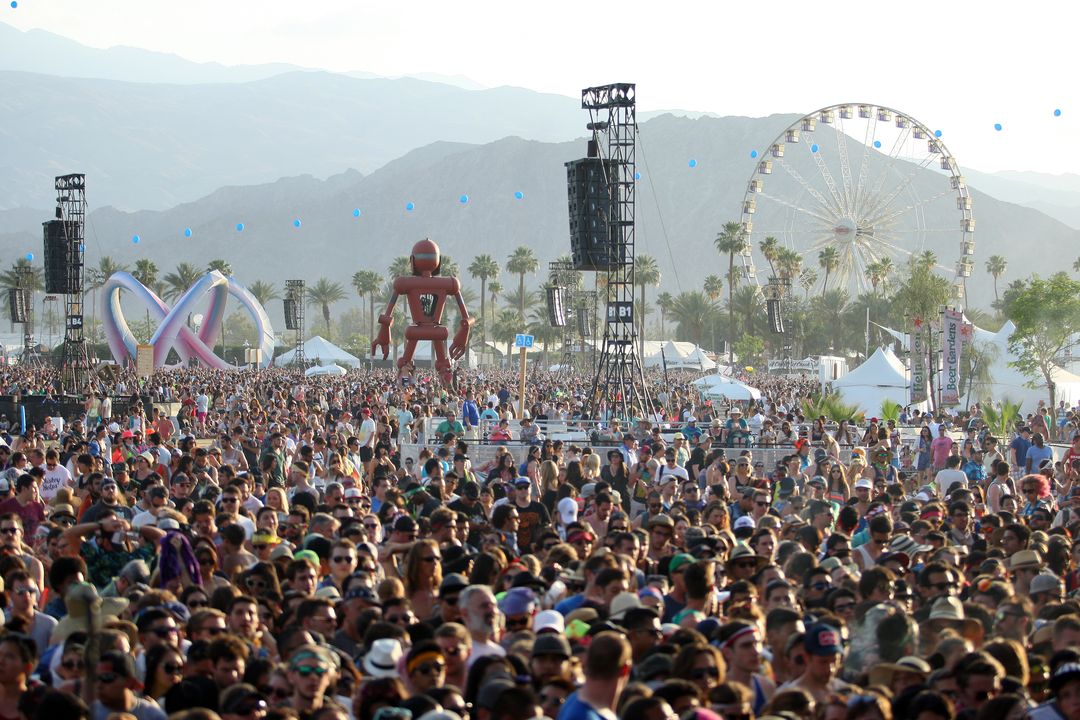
0, 497, 45, 538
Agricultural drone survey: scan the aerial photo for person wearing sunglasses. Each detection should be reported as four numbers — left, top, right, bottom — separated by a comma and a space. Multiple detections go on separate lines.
5, 570, 54, 655
144, 642, 186, 705
287, 643, 338, 716
92, 650, 167, 720
405, 641, 447, 694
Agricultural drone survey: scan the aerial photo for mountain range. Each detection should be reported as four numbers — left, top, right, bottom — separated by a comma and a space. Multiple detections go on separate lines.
1, 20, 1079, 323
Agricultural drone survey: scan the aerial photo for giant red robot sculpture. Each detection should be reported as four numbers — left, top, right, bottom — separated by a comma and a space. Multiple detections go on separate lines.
372, 238, 474, 385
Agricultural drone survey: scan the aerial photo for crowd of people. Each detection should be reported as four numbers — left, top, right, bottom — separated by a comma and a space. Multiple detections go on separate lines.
0, 362, 1077, 720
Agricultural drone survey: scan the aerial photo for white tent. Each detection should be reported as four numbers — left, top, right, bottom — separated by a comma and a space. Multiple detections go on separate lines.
692, 374, 762, 401
972, 320, 1080, 410
305, 364, 348, 377
833, 347, 924, 415
642, 341, 717, 371
275, 336, 361, 368
393, 340, 478, 368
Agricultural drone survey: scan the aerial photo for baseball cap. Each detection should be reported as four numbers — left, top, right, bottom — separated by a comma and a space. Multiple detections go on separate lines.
498, 587, 537, 616
669, 553, 696, 574
804, 622, 844, 656
533, 610, 565, 634
855, 478, 873, 490
557, 497, 579, 524
532, 634, 572, 659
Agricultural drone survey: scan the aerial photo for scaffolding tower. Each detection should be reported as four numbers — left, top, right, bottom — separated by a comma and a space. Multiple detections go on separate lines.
55, 174, 91, 392
285, 279, 307, 366
581, 83, 648, 420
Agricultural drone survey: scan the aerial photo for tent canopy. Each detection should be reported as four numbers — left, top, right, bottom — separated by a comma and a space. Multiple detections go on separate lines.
833, 347, 922, 415
692, 374, 762, 401
642, 341, 717, 371
275, 336, 361, 368
305, 364, 348, 377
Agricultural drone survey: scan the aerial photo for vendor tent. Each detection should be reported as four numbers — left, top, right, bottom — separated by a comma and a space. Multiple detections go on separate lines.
275, 336, 361, 368
692, 374, 762, 401
393, 340, 478, 368
833, 347, 923, 415
972, 321, 1080, 410
642, 341, 717, 371
305, 364, 348, 377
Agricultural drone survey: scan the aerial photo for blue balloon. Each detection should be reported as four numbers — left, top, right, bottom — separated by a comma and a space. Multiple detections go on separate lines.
353, 208, 361, 217
406, 202, 415, 212
994, 123, 1003, 131
934, 130, 943, 138
293, 218, 302, 228
24, 253, 32, 262
184, 227, 192, 237
132, 235, 140, 244
873, 140, 882, 149
750, 150, 758, 159
79, 243, 85, 252
688, 159, 697, 168
459, 194, 469, 204
634, 172, 641, 180
514, 191, 524, 200
236, 223, 244, 232
9, 2, 16, 8
811, 144, 819, 153
1055, 108, 1063, 117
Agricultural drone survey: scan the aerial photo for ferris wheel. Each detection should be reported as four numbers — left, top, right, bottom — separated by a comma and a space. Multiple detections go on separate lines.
738, 104, 975, 299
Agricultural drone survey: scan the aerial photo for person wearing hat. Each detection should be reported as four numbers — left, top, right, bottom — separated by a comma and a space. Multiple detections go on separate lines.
1007, 548, 1044, 595
405, 640, 447, 694
868, 656, 932, 696
498, 587, 538, 633
220, 683, 269, 720
509, 476, 550, 554
780, 622, 850, 702
92, 649, 167, 720
722, 407, 749, 448
530, 633, 573, 685
288, 643, 338, 716
726, 544, 768, 581
1030, 572, 1066, 615
1031, 661, 1080, 720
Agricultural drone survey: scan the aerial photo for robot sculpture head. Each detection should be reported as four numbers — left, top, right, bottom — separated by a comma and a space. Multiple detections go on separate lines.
411, 238, 441, 276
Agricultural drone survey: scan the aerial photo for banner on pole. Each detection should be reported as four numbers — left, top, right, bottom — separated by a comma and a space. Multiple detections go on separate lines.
911, 317, 927, 403
941, 308, 963, 405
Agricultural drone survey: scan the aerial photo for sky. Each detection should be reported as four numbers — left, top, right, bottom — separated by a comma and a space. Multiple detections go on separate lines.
5, 0, 1079, 175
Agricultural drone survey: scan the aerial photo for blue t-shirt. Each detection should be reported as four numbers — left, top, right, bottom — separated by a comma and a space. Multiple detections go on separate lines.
557, 692, 610, 720
555, 593, 587, 616
1027, 444, 1053, 471
1010, 436, 1031, 466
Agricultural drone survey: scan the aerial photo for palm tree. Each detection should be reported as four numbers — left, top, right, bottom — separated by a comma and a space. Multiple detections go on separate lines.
634, 254, 661, 357
162, 263, 202, 302
388, 256, 412, 281
730, 285, 762, 337
916, 250, 938, 271
86, 256, 127, 343
306, 278, 347, 338
206, 259, 233, 278
985, 255, 1007, 303
776, 247, 803, 281
247, 280, 280, 307
468, 254, 500, 342
487, 280, 503, 327
132, 259, 160, 335
0, 259, 44, 332
714, 221, 748, 363
811, 289, 851, 351
656, 291, 674, 339
759, 236, 780, 278
351, 270, 382, 340
1073, 257, 1080, 274
798, 268, 818, 300
703, 275, 723, 302
818, 246, 839, 297
506, 246, 539, 318
439, 254, 460, 279
527, 305, 562, 366
876, 257, 894, 296
503, 287, 540, 317
491, 308, 522, 360
667, 291, 719, 348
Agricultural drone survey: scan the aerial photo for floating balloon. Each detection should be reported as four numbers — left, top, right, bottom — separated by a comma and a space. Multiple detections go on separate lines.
132, 235, 140, 244
293, 219, 302, 228
353, 208, 361, 217
236, 223, 244, 232
24, 253, 32, 261
994, 123, 1003, 131
184, 227, 192, 237
79, 243, 84, 252
459, 194, 469, 204
405, 202, 415, 212
934, 130, 943, 137
9, 2, 15, 8
634, 172, 641, 181
750, 150, 758, 159
873, 140, 882, 149
811, 144, 819, 153
514, 191, 524, 200
688, 159, 697, 168
1055, 108, 1063, 117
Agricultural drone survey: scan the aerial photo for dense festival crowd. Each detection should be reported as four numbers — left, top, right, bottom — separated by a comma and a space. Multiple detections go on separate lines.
0, 362, 1079, 720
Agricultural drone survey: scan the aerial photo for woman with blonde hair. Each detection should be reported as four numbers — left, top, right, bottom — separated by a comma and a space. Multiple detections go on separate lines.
539, 459, 560, 510
264, 487, 289, 515
403, 538, 442, 620
583, 452, 601, 480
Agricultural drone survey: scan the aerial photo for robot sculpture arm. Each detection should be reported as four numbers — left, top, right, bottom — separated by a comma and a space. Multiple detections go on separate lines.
449, 280, 475, 360
371, 291, 399, 359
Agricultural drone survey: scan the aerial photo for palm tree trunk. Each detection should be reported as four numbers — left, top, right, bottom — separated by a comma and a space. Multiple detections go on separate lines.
323, 305, 331, 337
821, 271, 830, 298
728, 253, 735, 364
639, 283, 646, 359
479, 279, 487, 341
518, 273, 525, 317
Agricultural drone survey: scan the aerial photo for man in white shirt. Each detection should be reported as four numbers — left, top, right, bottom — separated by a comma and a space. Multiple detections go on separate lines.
40, 449, 73, 502
935, 455, 968, 498
357, 409, 378, 463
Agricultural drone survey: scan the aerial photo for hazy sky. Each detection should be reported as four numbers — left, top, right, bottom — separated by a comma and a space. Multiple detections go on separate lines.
6, 0, 1077, 174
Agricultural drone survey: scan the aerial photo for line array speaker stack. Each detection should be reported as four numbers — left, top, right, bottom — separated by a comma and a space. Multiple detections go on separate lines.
566, 158, 622, 271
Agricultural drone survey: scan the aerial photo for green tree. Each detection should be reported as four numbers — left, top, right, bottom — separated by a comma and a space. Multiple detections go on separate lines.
985, 255, 1007, 303
817, 246, 839, 297
635, 254, 661, 357
730, 284, 762, 337
306, 278, 347, 338
487, 280, 503, 326
876, 257, 894, 296
388, 256, 411, 280
506, 246, 539, 318
0, 259, 43, 331
162, 262, 202, 302
732, 333, 765, 368
491, 308, 522, 360
810, 289, 851, 352
247, 280, 280, 307
703, 275, 723, 302
798, 268, 818, 300
206, 259, 233, 278
668, 291, 719, 348
656, 291, 674, 339
351, 269, 382, 340
132, 259, 160, 333
468, 254, 500, 343
86, 256, 127, 341
759, 236, 780, 278
440, 254, 460, 279
714, 221, 748, 363
776, 247, 802, 281
1005, 272, 1080, 413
